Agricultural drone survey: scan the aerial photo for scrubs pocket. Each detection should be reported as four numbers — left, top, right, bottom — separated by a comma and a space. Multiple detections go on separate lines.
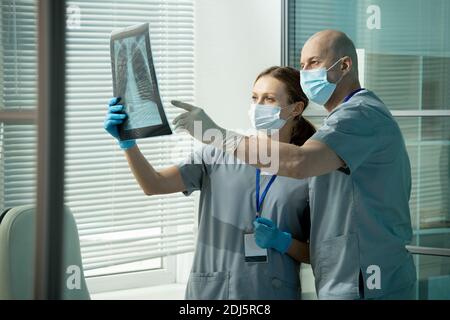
315, 233, 360, 299
185, 271, 230, 300
265, 275, 301, 300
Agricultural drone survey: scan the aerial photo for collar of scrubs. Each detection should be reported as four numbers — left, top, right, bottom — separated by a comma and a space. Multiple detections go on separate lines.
343, 87, 366, 103
255, 169, 277, 217
327, 88, 367, 119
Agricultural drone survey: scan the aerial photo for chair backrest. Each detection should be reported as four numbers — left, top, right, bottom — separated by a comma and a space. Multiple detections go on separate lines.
0, 205, 90, 300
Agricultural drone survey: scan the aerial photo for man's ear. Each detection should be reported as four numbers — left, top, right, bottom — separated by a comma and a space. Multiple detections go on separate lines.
341, 56, 353, 74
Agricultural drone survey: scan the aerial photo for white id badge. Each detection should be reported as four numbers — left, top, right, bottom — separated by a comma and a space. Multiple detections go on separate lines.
244, 233, 268, 263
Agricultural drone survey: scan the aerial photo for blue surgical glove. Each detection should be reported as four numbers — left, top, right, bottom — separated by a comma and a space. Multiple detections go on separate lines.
104, 97, 136, 150
253, 217, 292, 254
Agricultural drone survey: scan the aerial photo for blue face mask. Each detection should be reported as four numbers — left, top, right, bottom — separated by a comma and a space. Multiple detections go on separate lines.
248, 103, 292, 130
300, 57, 344, 106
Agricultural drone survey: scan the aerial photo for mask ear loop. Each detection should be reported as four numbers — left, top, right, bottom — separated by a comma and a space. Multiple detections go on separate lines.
280, 101, 305, 121
326, 57, 347, 85
326, 57, 345, 72
279, 104, 293, 122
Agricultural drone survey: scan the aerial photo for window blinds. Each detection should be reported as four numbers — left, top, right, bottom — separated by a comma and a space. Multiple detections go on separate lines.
1, 1, 38, 214
1, 0, 197, 277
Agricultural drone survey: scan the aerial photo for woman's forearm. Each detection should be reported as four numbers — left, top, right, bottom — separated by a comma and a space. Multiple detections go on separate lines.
124, 144, 186, 195
286, 239, 310, 263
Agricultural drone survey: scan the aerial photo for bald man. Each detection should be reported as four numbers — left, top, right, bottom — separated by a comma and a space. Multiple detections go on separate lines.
171, 30, 417, 300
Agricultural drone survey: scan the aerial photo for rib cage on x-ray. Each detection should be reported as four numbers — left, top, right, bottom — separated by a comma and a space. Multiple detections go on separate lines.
110, 23, 172, 139
114, 34, 161, 129
132, 41, 155, 100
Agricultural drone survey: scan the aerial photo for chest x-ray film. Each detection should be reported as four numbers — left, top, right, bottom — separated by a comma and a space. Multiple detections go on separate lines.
110, 23, 172, 140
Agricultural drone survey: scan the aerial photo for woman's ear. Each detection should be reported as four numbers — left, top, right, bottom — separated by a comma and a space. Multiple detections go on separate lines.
292, 101, 305, 117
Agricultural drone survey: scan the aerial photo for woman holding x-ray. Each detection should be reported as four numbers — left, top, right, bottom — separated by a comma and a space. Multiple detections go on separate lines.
104, 66, 314, 299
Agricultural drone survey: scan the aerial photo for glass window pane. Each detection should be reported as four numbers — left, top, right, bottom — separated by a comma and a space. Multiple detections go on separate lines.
288, 0, 450, 300
306, 114, 450, 299
0, 123, 36, 210
422, 57, 450, 111
0, 0, 38, 110
365, 54, 421, 111
288, 0, 450, 111
305, 115, 450, 236
414, 255, 450, 300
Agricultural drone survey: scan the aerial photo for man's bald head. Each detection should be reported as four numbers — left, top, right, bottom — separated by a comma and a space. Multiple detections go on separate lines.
300, 30, 361, 110
301, 30, 358, 75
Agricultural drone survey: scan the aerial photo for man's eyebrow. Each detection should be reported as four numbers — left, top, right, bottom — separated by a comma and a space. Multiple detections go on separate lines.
300, 56, 321, 65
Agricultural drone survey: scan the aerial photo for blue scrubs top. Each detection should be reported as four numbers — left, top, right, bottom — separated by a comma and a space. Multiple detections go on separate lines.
308, 89, 417, 299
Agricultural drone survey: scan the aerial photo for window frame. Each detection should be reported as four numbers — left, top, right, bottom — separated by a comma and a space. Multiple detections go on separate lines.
85, 256, 177, 294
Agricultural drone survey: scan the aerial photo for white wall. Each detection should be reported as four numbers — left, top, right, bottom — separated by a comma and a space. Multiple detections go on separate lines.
194, 0, 282, 131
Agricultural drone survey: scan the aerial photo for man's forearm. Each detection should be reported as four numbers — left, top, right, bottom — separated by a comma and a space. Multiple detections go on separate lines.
234, 135, 306, 179
170, 100, 343, 178
232, 134, 344, 179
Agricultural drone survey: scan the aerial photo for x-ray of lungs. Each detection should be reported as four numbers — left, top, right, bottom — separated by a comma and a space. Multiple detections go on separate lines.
110, 23, 172, 140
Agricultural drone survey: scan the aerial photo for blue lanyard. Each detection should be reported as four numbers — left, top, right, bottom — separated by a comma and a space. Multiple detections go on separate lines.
255, 169, 277, 217
343, 88, 365, 103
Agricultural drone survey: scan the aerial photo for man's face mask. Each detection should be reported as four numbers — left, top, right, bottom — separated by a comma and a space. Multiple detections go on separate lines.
248, 103, 293, 130
300, 57, 345, 106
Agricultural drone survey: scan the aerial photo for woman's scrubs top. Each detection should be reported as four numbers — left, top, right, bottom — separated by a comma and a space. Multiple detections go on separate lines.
177, 144, 310, 300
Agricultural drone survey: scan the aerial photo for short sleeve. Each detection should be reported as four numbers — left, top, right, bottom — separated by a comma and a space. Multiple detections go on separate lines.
176, 145, 208, 196
310, 105, 379, 173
